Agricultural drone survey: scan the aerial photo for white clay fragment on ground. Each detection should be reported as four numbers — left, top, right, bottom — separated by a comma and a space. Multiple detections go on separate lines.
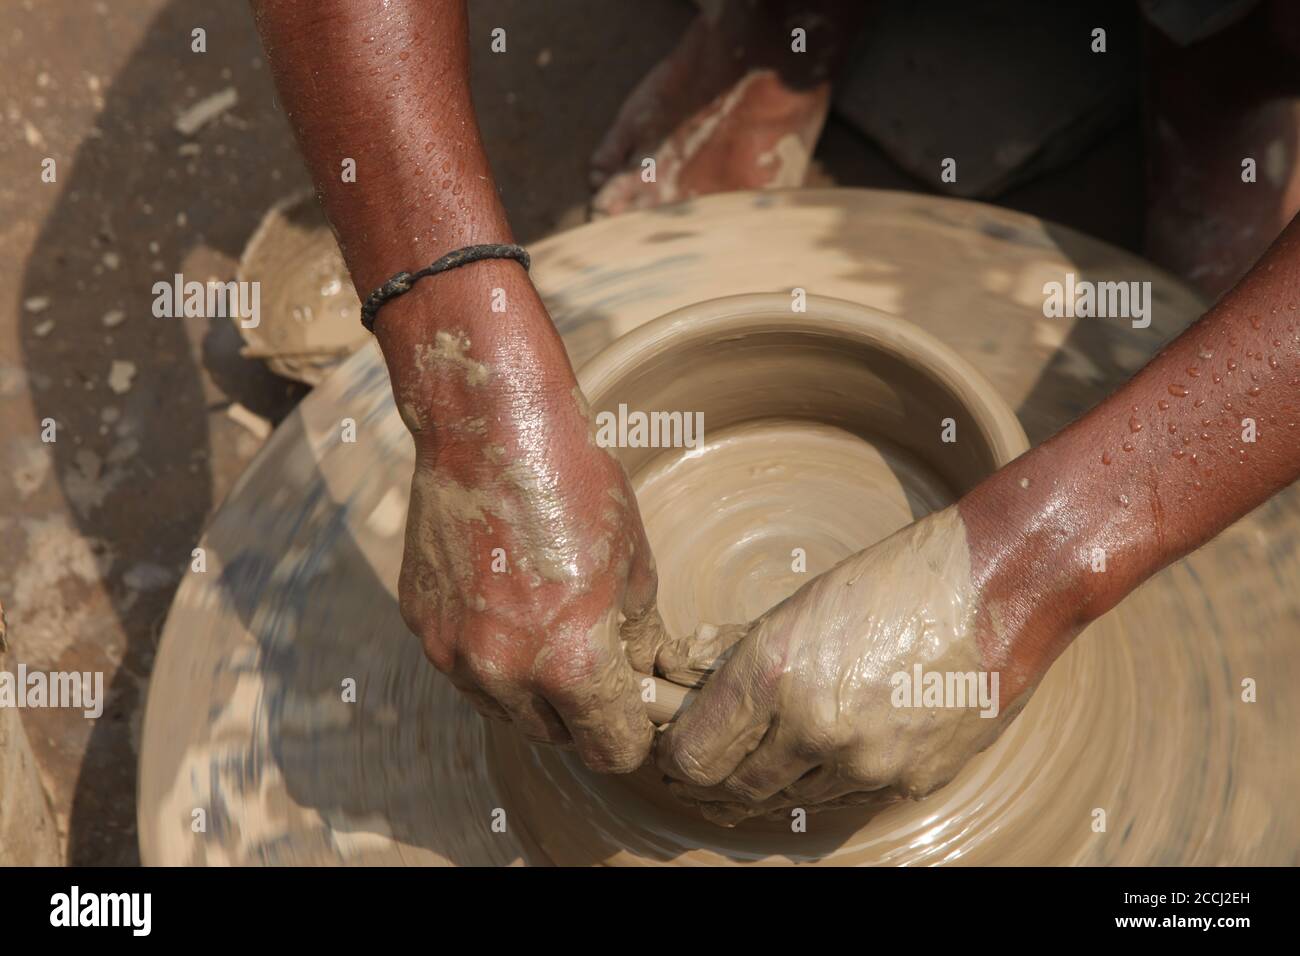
107, 360, 136, 395
174, 87, 239, 136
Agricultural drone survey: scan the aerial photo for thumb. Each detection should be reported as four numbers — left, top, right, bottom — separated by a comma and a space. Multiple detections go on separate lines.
620, 602, 671, 673
619, 518, 681, 673
654, 620, 750, 688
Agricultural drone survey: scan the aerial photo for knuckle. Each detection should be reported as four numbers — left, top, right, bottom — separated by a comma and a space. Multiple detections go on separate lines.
664, 737, 723, 787
534, 663, 595, 701
465, 649, 520, 691
745, 637, 795, 699
792, 715, 844, 758
841, 752, 899, 791
398, 571, 443, 639
398, 545, 435, 595
409, 609, 453, 673
532, 637, 609, 701
581, 738, 648, 774
397, 587, 430, 638
420, 640, 456, 675
896, 761, 952, 799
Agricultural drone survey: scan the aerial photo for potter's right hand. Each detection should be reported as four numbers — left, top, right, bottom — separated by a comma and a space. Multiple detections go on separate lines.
655, 506, 1035, 823
390, 290, 681, 773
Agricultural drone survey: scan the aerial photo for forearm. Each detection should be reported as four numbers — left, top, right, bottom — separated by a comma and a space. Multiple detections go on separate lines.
251, 0, 576, 449
962, 213, 1300, 692
251, 0, 508, 288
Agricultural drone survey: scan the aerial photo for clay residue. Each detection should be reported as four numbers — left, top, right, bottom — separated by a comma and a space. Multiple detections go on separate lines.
405, 453, 614, 591
755, 133, 811, 188
404, 469, 498, 591
415, 331, 491, 387
499, 457, 610, 585
658, 507, 1022, 825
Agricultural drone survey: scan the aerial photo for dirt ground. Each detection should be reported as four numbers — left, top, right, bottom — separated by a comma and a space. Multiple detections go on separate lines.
0, 0, 1142, 864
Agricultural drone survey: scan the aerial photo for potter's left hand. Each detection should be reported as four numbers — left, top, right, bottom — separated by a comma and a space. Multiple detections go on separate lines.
655, 506, 1034, 826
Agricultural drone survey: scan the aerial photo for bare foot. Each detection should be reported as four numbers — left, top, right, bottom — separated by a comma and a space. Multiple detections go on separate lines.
590, 8, 838, 216
593, 69, 829, 216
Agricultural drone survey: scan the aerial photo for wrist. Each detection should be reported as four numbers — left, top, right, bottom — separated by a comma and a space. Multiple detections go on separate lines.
342, 187, 516, 296
959, 440, 1107, 690
376, 272, 582, 448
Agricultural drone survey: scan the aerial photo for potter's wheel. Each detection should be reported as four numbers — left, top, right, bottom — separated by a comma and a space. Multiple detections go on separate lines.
139, 189, 1300, 865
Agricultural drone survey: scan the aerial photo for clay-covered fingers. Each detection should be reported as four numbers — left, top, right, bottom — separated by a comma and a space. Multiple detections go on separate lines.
533, 613, 656, 774
448, 657, 572, 745
616, 527, 669, 675
655, 631, 780, 787
614, 498, 696, 679
669, 728, 818, 805
654, 620, 750, 688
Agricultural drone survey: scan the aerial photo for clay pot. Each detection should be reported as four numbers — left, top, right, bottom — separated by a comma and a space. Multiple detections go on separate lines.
469, 292, 1042, 860
578, 292, 1029, 647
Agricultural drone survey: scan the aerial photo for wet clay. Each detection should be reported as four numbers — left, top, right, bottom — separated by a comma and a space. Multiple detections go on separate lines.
139, 189, 1299, 865
637, 419, 951, 637
236, 191, 369, 385
0, 603, 61, 864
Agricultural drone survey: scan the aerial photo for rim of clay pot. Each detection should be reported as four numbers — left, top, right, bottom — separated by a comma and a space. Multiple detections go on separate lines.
577, 292, 1030, 467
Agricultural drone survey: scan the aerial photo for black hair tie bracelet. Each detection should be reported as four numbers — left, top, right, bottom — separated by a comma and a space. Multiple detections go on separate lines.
359, 243, 531, 333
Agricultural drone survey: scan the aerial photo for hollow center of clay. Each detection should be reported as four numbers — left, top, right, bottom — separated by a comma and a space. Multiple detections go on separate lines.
635, 419, 953, 635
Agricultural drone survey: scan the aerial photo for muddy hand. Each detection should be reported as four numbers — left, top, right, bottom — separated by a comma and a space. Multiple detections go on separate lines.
389, 277, 685, 773
656, 506, 1033, 823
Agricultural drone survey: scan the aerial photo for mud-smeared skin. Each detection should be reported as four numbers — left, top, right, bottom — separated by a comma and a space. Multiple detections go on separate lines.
252, 0, 687, 771
592, 69, 830, 216
589, 1, 866, 215
392, 306, 680, 771
656, 508, 1028, 826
